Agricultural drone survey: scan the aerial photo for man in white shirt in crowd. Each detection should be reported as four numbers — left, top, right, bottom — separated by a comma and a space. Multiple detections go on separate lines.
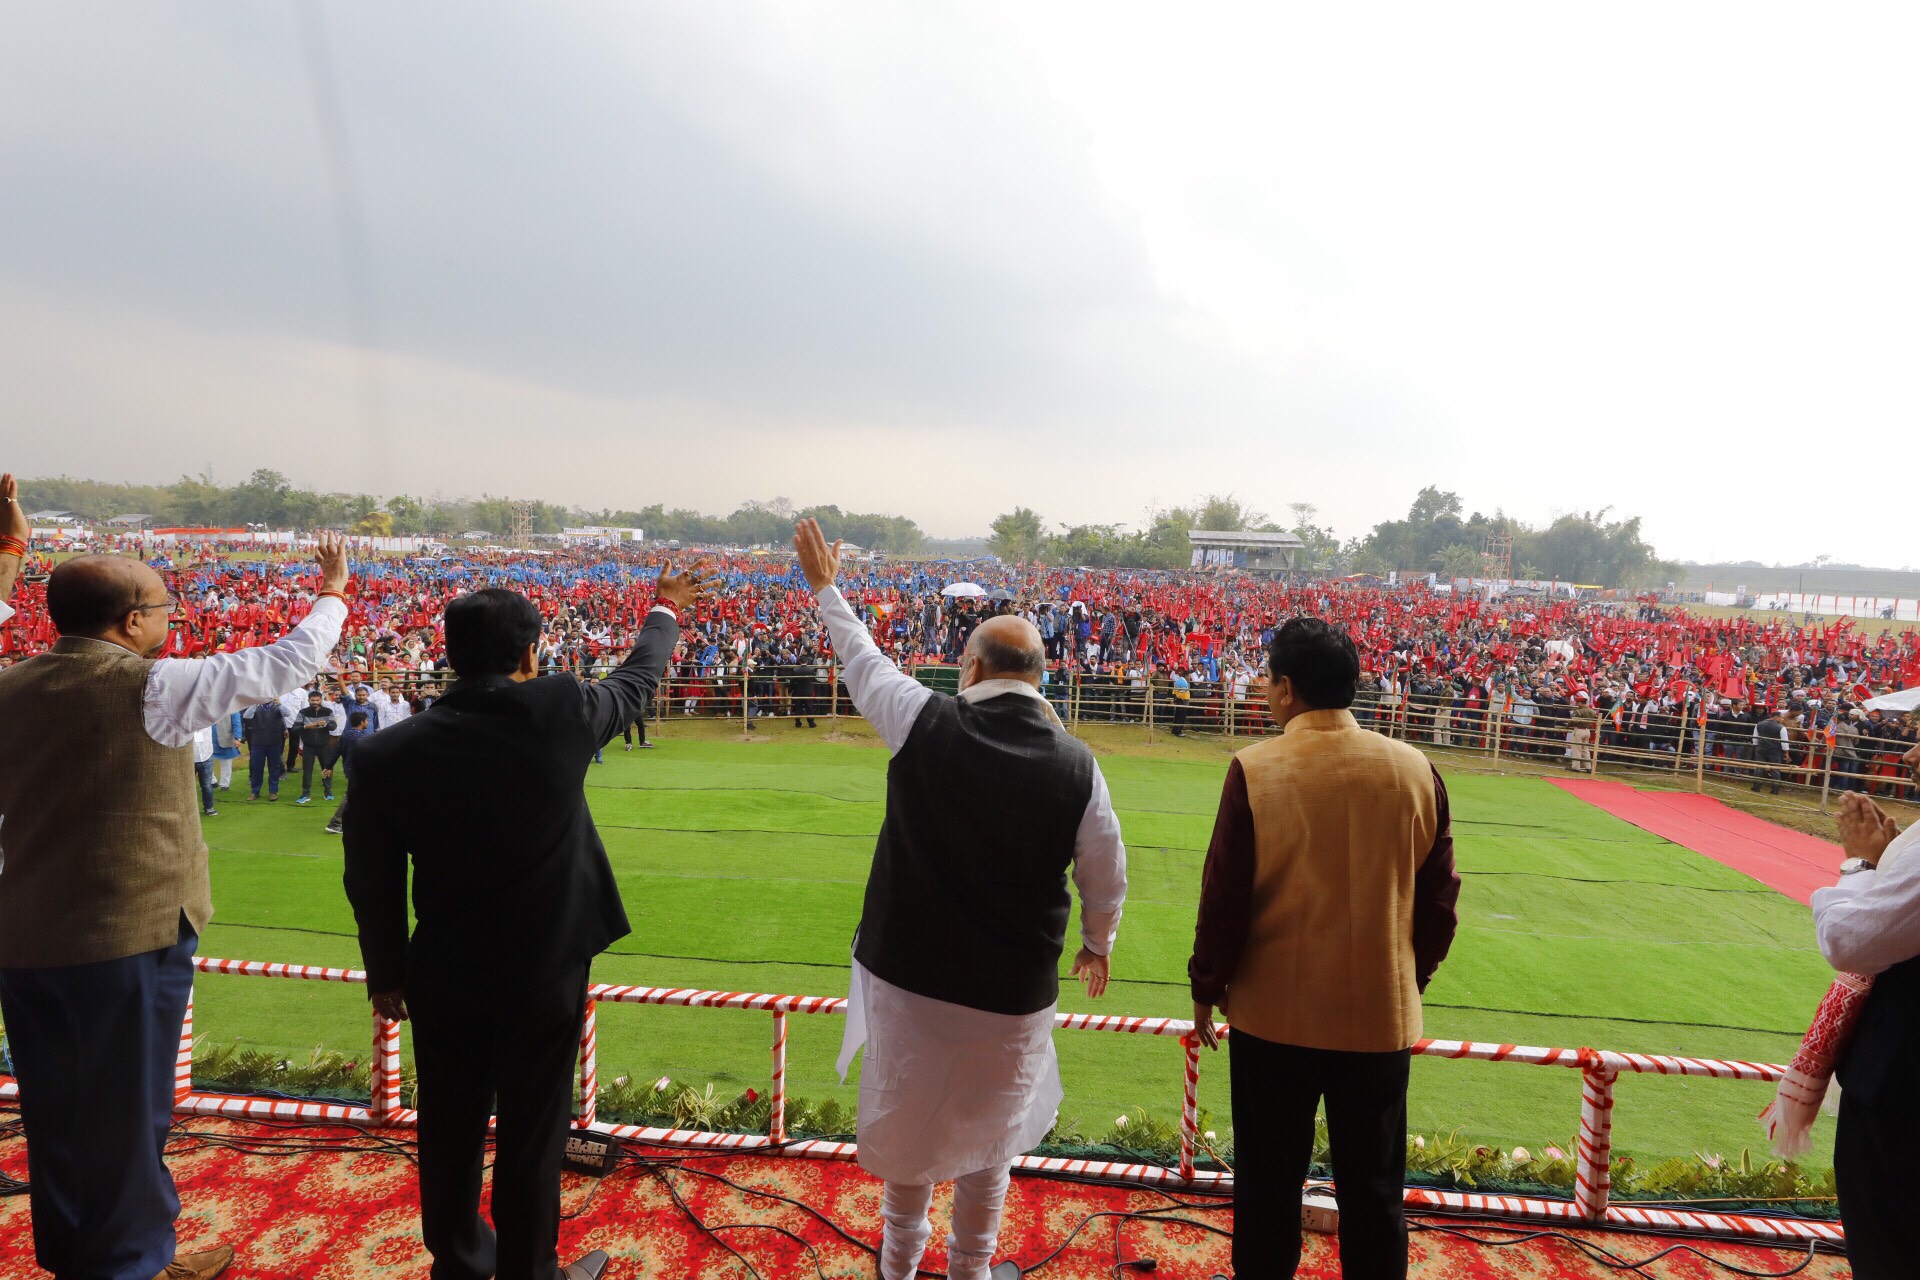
376, 679, 412, 730
794, 520, 1128, 1280
1811, 739, 1920, 1277
0, 530, 351, 1280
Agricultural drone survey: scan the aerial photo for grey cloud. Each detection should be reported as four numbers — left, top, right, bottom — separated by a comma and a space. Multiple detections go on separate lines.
0, 3, 1181, 426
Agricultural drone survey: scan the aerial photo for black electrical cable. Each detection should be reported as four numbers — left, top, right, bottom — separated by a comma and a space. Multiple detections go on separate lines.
1410, 1218, 1825, 1278
0, 1114, 28, 1197
13, 1105, 1843, 1280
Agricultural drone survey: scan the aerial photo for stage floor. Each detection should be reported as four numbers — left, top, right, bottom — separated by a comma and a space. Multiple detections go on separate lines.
0, 1114, 1851, 1278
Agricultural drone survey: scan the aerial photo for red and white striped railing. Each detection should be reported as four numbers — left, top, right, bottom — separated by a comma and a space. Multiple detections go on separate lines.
0, 956, 1838, 1246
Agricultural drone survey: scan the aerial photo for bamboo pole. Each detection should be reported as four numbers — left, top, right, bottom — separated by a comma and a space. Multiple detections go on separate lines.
1695, 706, 1708, 794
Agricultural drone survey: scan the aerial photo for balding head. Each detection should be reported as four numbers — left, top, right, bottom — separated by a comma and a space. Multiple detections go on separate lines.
965, 615, 1046, 688
47, 555, 171, 652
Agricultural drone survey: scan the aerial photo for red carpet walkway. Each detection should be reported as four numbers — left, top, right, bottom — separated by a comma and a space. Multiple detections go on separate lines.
1549, 778, 1843, 905
0, 1115, 1850, 1279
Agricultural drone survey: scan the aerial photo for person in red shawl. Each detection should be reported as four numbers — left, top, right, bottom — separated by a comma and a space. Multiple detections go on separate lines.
1772, 741, 1920, 1277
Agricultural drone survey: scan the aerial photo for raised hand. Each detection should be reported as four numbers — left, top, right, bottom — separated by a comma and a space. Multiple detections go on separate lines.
793, 518, 841, 592
0, 473, 27, 545
655, 560, 714, 613
313, 531, 350, 595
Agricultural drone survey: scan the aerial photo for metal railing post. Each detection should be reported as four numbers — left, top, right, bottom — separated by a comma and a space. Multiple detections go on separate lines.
174, 988, 195, 1107
1574, 1062, 1618, 1220
370, 1012, 403, 1122
1491, 708, 1503, 763
770, 1011, 789, 1144
1178, 1033, 1202, 1181
1819, 744, 1835, 815
576, 998, 599, 1128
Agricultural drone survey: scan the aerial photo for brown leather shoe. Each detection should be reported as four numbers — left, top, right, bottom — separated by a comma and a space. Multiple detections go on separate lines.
153, 1244, 235, 1280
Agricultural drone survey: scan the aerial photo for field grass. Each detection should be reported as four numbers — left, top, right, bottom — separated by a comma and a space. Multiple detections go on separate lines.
181, 718, 1837, 1167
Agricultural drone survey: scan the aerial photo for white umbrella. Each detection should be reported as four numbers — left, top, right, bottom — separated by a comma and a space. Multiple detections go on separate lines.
1864, 686, 1920, 713
941, 582, 986, 598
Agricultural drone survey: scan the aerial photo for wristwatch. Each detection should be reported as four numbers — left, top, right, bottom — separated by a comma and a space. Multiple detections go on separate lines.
1839, 858, 1874, 875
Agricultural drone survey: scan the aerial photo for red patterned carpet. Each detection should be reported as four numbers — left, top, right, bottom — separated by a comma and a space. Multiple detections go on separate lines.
0, 1114, 1850, 1278
1547, 778, 1842, 905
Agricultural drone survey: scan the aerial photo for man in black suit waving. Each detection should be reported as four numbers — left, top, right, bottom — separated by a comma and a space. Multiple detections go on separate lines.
344, 564, 708, 1280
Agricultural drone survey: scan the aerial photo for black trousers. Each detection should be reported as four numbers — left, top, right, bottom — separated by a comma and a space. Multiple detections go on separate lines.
622, 695, 651, 745
408, 962, 590, 1280
298, 732, 338, 796
1228, 1029, 1410, 1279
0, 917, 197, 1280
1835, 1086, 1920, 1277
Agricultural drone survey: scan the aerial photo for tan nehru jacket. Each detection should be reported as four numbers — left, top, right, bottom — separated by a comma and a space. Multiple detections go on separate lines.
1224, 709, 1440, 1053
0, 641, 210, 968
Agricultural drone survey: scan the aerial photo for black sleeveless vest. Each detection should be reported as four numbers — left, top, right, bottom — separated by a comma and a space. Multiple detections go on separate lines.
854, 692, 1097, 1016
1837, 954, 1920, 1109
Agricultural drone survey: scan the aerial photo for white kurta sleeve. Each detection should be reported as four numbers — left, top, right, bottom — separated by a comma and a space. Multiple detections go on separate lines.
1813, 823, 1920, 976
815, 583, 932, 754
143, 597, 348, 747
1071, 763, 1128, 956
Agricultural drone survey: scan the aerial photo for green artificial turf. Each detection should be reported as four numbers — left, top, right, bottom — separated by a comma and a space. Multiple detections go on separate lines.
180, 724, 1836, 1167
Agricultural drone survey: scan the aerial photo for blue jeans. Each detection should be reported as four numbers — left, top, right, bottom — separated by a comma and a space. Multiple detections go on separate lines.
248, 739, 285, 796
0, 918, 198, 1279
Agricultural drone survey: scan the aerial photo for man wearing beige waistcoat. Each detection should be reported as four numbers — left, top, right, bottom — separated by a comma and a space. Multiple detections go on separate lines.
0, 531, 350, 1280
1188, 617, 1460, 1279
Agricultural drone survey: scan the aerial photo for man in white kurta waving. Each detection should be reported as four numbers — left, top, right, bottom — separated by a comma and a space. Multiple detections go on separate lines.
793, 519, 1127, 1280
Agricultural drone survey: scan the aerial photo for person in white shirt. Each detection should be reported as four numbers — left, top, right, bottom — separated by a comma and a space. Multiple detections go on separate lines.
794, 520, 1127, 1280
0, 533, 350, 1280
376, 680, 413, 730
1810, 747, 1920, 1278
192, 723, 219, 817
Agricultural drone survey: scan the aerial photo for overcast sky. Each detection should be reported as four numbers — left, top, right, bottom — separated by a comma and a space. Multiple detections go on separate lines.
2, 3, 1914, 563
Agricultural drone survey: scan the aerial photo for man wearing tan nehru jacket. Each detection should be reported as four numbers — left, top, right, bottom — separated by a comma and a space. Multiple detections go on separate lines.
1189, 617, 1459, 1280
0, 532, 351, 1280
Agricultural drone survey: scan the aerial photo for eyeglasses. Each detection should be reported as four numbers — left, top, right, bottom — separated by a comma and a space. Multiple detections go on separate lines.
133, 596, 180, 617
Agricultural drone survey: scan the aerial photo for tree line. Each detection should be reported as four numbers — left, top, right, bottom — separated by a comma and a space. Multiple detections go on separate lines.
986, 486, 1676, 588
16, 473, 929, 553
20, 471, 1675, 585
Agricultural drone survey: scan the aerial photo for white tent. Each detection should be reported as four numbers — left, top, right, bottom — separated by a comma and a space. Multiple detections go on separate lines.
1864, 687, 1920, 713
941, 582, 986, 598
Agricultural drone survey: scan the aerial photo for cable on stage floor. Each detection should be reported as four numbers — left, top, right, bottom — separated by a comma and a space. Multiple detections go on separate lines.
1, 1108, 1852, 1278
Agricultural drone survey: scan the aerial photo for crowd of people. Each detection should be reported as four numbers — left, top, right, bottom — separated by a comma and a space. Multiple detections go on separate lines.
5, 538, 1917, 799
5, 478, 1920, 1280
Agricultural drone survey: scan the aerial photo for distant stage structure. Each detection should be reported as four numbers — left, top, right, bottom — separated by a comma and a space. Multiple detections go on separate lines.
1187, 528, 1303, 576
